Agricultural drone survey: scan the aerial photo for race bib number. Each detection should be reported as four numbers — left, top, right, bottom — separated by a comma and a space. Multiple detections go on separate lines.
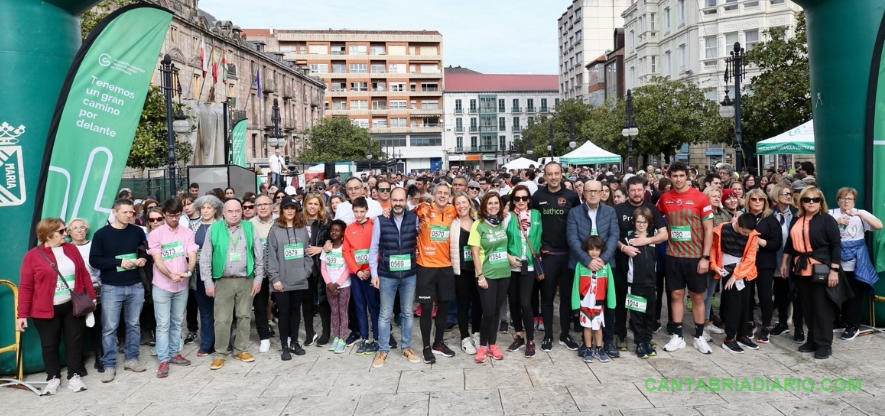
488, 248, 507, 264
625, 294, 647, 313
54, 274, 75, 297
430, 225, 450, 241
326, 251, 345, 268
463, 246, 473, 261
389, 254, 411, 271
161, 241, 185, 261
670, 225, 692, 242
229, 252, 241, 262
355, 249, 369, 265
591, 228, 598, 236
115, 253, 137, 272
284, 243, 304, 260
734, 279, 745, 291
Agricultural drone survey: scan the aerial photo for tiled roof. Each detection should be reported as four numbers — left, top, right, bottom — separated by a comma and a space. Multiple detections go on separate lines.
444, 73, 559, 92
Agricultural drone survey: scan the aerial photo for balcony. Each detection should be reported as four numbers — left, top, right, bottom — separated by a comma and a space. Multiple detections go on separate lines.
282, 52, 442, 62
469, 126, 478, 132
455, 108, 463, 114
455, 126, 464, 133
468, 108, 478, 114
527, 107, 536, 113
326, 109, 370, 116
511, 107, 522, 113
282, 85, 294, 99
263, 80, 277, 94
326, 89, 439, 98
479, 145, 498, 153
368, 125, 443, 134
540, 107, 549, 113
411, 108, 443, 115
455, 146, 464, 152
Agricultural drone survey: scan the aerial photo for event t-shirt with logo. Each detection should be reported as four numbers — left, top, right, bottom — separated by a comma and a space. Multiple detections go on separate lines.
415, 202, 457, 268
321, 246, 350, 288
656, 187, 713, 258
467, 220, 509, 279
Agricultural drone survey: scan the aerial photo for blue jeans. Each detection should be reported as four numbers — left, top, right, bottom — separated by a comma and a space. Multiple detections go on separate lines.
378, 275, 415, 353
101, 283, 144, 368
271, 172, 281, 189
153, 285, 188, 362
351, 274, 380, 341
195, 274, 215, 353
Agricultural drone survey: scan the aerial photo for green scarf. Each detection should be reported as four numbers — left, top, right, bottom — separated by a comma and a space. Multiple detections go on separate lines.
209, 220, 255, 278
506, 209, 542, 267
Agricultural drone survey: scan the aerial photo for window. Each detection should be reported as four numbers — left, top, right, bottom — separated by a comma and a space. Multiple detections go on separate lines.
470, 136, 477, 149
650, 13, 656, 31
390, 82, 405, 92
421, 82, 438, 92
330, 81, 346, 91
678, 44, 686, 72
745, 30, 760, 51
771, 0, 785, 4
470, 117, 477, 132
390, 100, 407, 109
370, 45, 385, 55
350, 100, 368, 110
705, 89, 719, 101
745, 0, 759, 7
455, 99, 462, 113
527, 116, 534, 125
421, 100, 439, 110
410, 136, 441, 146
349, 63, 367, 73
351, 118, 369, 128
664, 8, 671, 31
724, 0, 737, 11
651, 56, 657, 73
554, 98, 560, 108
309, 63, 328, 73
330, 45, 345, 55
456, 136, 463, 149
724, 32, 739, 55
348, 45, 367, 55
388, 63, 406, 73
455, 118, 463, 131
469, 99, 477, 113
705, 0, 716, 7
512, 98, 519, 112
705, 36, 717, 59
678, 0, 685, 25
372, 100, 386, 110
410, 100, 417, 109
576, 51, 583, 64
331, 63, 346, 73
372, 118, 387, 127
388, 45, 405, 55
307, 44, 328, 54
372, 81, 386, 91
332, 100, 346, 110
629, 30, 634, 50
664, 51, 671, 76
390, 118, 406, 127
370, 64, 385, 73
499, 117, 506, 131
540, 98, 548, 111
575, 30, 583, 43
527, 99, 535, 112
350, 82, 367, 92
512, 117, 520, 130
499, 136, 506, 150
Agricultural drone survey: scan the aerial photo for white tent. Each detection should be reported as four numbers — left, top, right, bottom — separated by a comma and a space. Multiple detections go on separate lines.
307, 164, 325, 173
560, 141, 622, 165
503, 157, 541, 170
756, 120, 815, 155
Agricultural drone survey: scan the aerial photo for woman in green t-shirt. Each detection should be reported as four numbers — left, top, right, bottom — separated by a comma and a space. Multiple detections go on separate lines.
468, 191, 510, 363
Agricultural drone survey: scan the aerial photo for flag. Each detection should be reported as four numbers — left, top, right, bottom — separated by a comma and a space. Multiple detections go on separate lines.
211, 47, 218, 84
200, 36, 208, 78
221, 49, 227, 80
255, 66, 262, 99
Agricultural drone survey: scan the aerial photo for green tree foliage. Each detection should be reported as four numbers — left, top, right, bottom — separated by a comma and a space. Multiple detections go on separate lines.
300, 117, 384, 163
127, 86, 194, 169
741, 11, 810, 145
80, 0, 135, 39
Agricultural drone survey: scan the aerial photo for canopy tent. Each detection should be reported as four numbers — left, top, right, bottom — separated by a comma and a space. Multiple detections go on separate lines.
756, 119, 815, 155
560, 140, 622, 165
502, 157, 541, 170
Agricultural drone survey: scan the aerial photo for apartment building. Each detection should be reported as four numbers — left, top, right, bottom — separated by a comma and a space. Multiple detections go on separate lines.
621, 0, 801, 167
444, 73, 559, 170
559, 0, 633, 102
246, 29, 444, 172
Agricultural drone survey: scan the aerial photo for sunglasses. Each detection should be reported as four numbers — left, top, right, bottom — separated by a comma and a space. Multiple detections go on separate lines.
749, 197, 766, 202
56, 228, 67, 235
149, 217, 165, 223
378, 188, 390, 193
512, 195, 530, 202
779, 192, 792, 196
469, 187, 480, 191
243, 205, 255, 209
276, 196, 284, 200
801, 197, 822, 204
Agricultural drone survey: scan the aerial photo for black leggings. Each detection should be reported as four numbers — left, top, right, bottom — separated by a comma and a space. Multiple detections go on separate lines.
186, 288, 199, 332
751, 268, 775, 327
539, 253, 571, 339
773, 273, 804, 330
839, 271, 868, 329
797, 276, 835, 348
32, 301, 86, 380
419, 300, 448, 347
721, 281, 751, 339
478, 277, 510, 346
455, 273, 482, 339
274, 289, 307, 347
508, 270, 536, 341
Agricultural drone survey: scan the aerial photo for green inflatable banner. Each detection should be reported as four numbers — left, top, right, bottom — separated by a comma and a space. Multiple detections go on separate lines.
871, 14, 885, 273
36, 4, 172, 232
231, 118, 248, 168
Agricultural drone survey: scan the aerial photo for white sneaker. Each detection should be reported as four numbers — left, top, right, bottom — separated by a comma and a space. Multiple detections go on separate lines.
259, 339, 271, 353
663, 334, 686, 352
471, 332, 480, 349
68, 374, 87, 392
707, 324, 725, 334
702, 330, 712, 342
693, 336, 713, 354
42, 377, 61, 396
461, 337, 477, 355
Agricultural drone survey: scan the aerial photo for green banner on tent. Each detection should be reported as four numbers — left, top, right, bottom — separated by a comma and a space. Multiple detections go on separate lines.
231, 118, 248, 168
37, 5, 172, 230
872, 30, 885, 273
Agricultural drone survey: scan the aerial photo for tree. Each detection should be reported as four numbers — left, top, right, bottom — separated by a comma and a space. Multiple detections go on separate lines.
300, 117, 383, 163
127, 86, 194, 169
80, 0, 135, 39
741, 11, 810, 146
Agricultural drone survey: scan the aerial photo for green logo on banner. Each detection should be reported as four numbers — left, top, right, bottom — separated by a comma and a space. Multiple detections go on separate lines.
0, 122, 26, 206
231, 119, 248, 168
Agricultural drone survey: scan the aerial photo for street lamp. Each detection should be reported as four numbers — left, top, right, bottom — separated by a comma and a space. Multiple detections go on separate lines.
159, 54, 191, 198
721, 41, 746, 174
267, 98, 286, 150
621, 89, 639, 170
568, 114, 576, 150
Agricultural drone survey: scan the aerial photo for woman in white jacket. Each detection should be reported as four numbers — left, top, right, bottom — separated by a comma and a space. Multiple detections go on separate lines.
450, 192, 482, 354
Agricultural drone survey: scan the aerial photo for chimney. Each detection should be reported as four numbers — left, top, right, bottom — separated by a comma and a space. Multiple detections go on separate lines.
269, 25, 274, 35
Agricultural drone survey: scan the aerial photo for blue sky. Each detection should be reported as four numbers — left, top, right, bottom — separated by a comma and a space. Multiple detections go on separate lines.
198, 0, 573, 74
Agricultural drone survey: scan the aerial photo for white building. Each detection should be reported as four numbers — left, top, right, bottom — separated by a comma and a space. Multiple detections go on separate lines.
443, 72, 559, 170
621, 0, 801, 167
559, 0, 633, 102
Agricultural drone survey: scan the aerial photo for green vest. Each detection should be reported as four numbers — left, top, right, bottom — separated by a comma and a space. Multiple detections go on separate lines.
506, 209, 542, 267
209, 220, 255, 279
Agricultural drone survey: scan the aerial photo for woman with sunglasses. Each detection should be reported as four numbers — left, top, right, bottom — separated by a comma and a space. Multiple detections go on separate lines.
136, 198, 159, 227
780, 187, 842, 359
504, 185, 543, 358
828, 187, 882, 341
18, 218, 96, 395
744, 188, 783, 344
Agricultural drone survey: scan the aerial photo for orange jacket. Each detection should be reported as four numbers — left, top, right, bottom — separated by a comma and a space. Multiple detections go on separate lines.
709, 223, 759, 281
343, 218, 374, 274
414, 202, 457, 267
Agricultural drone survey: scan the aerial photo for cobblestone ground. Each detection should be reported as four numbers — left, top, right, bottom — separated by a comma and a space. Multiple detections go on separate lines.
2, 297, 883, 415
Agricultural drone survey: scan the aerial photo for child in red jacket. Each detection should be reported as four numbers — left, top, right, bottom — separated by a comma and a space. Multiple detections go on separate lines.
342, 197, 379, 355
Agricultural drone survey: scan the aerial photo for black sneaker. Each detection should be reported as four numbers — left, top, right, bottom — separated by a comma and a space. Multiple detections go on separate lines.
559, 334, 579, 351
603, 343, 620, 358
643, 342, 657, 357
814, 346, 832, 359
840, 327, 859, 341
507, 335, 525, 352
636, 344, 649, 359
281, 348, 292, 361
793, 330, 806, 344
737, 336, 759, 350
444, 322, 457, 332
770, 323, 790, 336
432, 342, 455, 357
184, 331, 197, 345
345, 332, 361, 347
798, 342, 817, 353
288, 342, 306, 356
747, 322, 757, 336
722, 339, 744, 354
316, 334, 330, 347
304, 333, 319, 347
498, 321, 509, 333
577, 343, 588, 357
757, 327, 771, 344
422, 347, 436, 364
524, 341, 536, 358
540, 337, 553, 352
653, 322, 662, 333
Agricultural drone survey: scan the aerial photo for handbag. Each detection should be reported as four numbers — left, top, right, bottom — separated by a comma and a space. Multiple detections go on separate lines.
37, 248, 96, 317
812, 264, 829, 285
522, 229, 545, 281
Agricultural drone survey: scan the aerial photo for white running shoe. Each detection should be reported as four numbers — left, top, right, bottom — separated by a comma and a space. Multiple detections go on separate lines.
693, 336, 713, 354
702, 330, 713, 342
471, 332, 480, 349
707, 324, 725, 334
663, 334, 686, 352
259, 339, 271, 353
42, 377, 61, 396
68, 374, 87, 392
462, 337, 477, 355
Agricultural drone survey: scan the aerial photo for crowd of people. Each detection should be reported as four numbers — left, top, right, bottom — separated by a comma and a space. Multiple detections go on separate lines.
16, 158, 882, 395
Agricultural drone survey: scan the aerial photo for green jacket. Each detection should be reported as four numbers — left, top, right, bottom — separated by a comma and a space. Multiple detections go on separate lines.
571, 262, 616, 310
506, 209, 542, 267
209, 220, 255, 279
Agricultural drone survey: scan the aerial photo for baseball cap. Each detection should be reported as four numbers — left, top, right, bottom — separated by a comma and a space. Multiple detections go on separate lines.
722, 188, 737, 200
280, 196, 301, 210
467, 180, 480, 189
791, 180, 807, 191
328, 178, 340, 186
284, 186, 297, 195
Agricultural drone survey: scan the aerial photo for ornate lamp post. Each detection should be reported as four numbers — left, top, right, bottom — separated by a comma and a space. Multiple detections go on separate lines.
160, 54, 190, 198
621, 89, 639, 170
721, 41, 746, 174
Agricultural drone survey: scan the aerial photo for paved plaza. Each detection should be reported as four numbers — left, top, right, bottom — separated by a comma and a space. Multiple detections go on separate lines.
2, 308, 884, 416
